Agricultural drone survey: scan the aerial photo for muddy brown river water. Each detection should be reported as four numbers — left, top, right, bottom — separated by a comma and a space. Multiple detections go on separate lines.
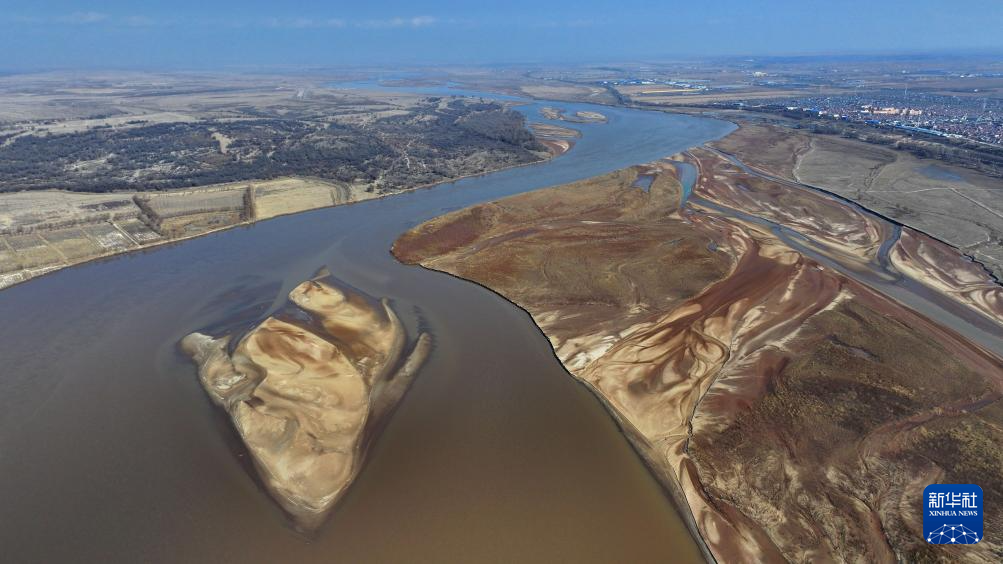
0, 95, 736, 562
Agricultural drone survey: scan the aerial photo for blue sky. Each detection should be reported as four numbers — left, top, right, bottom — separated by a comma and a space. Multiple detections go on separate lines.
1, 1, 1001, 69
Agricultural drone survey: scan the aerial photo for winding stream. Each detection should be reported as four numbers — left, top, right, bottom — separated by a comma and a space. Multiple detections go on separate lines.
686, 149, 1003, 356
0, 93, 735, 562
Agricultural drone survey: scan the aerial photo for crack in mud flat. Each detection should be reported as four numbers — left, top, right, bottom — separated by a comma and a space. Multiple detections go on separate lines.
394, 155, 1003, 562
181, 269, 430, 529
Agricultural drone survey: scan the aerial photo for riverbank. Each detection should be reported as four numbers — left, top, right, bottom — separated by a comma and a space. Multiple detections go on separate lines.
709, 121, 1003, 280
0, 147, 561, 293
393, 162, 726, 561
0, 100, 737, 563
394, 154, 1003, 562
523, 88, 1003, 279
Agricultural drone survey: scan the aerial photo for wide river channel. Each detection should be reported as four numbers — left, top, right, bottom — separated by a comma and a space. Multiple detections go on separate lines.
0, 89, 737, 563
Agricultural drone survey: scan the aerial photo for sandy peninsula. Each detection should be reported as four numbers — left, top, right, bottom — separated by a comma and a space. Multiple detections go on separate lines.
394, 156, 1003, 562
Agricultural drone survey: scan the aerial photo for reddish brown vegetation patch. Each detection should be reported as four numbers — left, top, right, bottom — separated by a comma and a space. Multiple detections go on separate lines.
395, 156, 1003, 562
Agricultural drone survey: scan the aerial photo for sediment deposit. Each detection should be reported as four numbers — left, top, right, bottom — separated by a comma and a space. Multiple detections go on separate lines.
712, 122, 1003, 279
540, 106, 608, 123
891, 227, 1003, 322
529, 122, 580, 156
396, 154, 1003, 562
181, 270, 430, 529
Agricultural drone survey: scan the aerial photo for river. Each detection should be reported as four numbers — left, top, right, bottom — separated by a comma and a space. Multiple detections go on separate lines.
0, 90, 736, 562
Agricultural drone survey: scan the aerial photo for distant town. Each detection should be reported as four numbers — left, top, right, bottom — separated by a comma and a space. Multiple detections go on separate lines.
726, 90, 1003, 146
528, 56, 1003, 148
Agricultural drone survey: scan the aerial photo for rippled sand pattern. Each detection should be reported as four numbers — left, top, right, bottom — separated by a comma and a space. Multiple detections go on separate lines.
397, 156, 1003, 563
182, 271, 430, 529
892, 227, 1003, 322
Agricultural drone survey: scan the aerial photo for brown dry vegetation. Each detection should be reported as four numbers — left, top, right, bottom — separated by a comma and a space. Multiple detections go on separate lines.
687, 147, 893, 265
691, 294, 1001, 562
711, 123, 1003, 278
0, 75, 558, 290
395, 164, 730, 349
710, 123, 812, 181
0, 177, 379, 289
396, 158, 1003, 563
